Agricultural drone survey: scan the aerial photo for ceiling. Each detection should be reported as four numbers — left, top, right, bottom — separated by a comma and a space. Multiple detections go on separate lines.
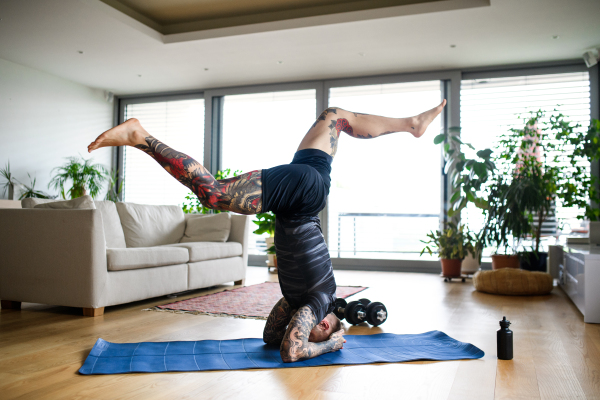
0, 0, 598, 96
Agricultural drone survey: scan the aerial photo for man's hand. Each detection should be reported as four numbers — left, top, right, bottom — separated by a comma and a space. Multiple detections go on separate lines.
328, 329, 346, 352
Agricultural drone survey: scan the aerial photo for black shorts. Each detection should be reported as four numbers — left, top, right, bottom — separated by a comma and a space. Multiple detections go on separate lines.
261, 149, 336, 322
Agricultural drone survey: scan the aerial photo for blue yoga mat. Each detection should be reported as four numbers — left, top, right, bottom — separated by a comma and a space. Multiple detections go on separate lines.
79, 330, 484, 375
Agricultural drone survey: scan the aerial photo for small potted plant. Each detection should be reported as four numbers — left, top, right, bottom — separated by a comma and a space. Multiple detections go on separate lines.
0, 161, 20, 200
253, 212, 276, 268
421, 222, 474, 278
49, 156, 107, 199
19, 173, 54, 199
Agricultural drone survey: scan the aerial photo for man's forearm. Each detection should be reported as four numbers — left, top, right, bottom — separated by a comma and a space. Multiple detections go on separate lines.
280, 306, 335, 363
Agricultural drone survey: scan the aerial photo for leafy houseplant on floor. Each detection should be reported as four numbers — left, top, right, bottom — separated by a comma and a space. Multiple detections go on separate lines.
492, 110, 580, 271
19, 173, 54, 199
556, 118, 600, 242
0, 161, 19, 200
253, 212, 277, 270
49, 156, 107, 199
433, 127, 495, 272
421, 222, 474, 278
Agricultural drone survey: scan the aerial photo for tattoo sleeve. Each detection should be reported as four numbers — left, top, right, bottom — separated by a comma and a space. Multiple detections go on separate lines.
263, 298, 295, 345
134, 135, 262, 214
280, 306, 340, 363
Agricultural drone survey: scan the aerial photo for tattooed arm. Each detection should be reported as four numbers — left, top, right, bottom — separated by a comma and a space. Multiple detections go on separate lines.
263, 297, 296, 345
280, 306, 345, 363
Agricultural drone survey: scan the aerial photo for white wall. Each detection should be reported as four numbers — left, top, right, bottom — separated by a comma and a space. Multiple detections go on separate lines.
0, 58, 113, 200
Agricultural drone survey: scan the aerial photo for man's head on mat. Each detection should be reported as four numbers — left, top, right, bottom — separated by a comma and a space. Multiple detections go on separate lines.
309, 313, 341, 342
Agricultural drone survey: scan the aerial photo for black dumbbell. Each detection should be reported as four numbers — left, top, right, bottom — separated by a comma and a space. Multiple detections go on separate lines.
355, 299, 388, 326
333, 298, 388, 326
333, 298, 367, 325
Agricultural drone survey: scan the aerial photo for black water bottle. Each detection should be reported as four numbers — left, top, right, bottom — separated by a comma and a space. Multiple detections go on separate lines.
497, 316, 513, 360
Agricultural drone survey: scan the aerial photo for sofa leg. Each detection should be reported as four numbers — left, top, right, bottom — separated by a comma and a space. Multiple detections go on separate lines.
234, 279, 245, 286
82, 307, 104, 317
1, 300, 22, 310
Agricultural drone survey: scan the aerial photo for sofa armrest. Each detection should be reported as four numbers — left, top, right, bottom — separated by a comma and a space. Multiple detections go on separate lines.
0, 209, 108, 308
228, 214, 250, 269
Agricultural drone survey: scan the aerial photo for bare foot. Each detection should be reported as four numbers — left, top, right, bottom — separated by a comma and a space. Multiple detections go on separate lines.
409, 99, 446, 138
87, 118, 147, 153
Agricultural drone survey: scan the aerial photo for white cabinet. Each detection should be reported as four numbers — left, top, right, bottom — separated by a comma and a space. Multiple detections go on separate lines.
559, 245, 600, 323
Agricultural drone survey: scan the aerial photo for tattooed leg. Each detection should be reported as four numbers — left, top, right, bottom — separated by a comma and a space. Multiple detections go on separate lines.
297, 99, 446, 157
263, 297, 296, 345
280, 306, 345, 363
87, 118, 262, 214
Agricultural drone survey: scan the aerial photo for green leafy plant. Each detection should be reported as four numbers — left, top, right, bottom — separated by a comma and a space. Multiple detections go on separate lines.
253, 212, 276, 236
181, 168, 242, 214
19, 173, 54, 199
489, 110, 570, 254
266, 245, 276, 255
105, 169, 124, 202
557, 118, 600, 221
0, 161, 20, 199
49, 156, 107, 199
433, 127, 495, 217
420, 222, 474, 260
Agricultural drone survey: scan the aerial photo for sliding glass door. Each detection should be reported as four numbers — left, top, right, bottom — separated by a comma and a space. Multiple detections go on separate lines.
122, 98, 205, 206
221, 89, 317, 254
327, 81, 443, 259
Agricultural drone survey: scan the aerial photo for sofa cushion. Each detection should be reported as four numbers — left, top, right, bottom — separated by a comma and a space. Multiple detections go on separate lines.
95, 201, 127, 249
32, 195, 96, 209
181, 213, 231, 243
21, 198, 57, 208
162, 242, 242, 263
106, 247, 189, 271
116, 202, 185, 247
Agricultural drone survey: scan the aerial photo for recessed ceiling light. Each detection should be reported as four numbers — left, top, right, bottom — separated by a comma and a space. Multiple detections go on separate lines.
450, 44, 456, 48
78, 50, 83, 54
204, 68, 209, 71
552, 35, 559, 39
358, 52, 365, 57
277, 61, 283, 64
138, 74, 142, 77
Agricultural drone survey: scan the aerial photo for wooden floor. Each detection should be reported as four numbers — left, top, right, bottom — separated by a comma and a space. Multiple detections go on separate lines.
1, 267, 599, 400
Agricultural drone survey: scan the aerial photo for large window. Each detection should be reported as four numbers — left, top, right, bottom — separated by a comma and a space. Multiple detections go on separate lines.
222, 89, 316, 254
123, 98, 205, 205
327, 81, 443, 259
461, 72, 591, 243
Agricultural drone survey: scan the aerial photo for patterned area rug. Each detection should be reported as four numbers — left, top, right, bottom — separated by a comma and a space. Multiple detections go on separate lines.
144, 282, 367, 320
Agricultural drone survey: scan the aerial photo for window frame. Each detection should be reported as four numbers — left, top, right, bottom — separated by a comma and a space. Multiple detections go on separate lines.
113, 59, 597, 272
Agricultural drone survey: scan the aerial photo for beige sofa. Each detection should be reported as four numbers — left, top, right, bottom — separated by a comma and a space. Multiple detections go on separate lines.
0, 199, 250, 317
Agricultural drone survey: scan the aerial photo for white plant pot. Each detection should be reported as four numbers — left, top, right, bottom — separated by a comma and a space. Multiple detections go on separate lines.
462, 250, 481, 274
265, 236, 276, 267
590, 221, 600, 245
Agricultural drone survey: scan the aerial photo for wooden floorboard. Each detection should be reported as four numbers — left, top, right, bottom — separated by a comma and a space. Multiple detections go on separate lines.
1, 267, 599, 399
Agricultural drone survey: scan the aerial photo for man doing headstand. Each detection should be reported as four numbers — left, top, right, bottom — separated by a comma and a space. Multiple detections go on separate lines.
88, 99, 446, 362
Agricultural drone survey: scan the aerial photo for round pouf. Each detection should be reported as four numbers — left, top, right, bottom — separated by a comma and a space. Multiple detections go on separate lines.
473, 268, 553, 295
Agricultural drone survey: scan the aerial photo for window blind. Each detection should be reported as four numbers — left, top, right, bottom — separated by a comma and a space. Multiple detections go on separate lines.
123, 99, 205, 206
460, 72, 591, 235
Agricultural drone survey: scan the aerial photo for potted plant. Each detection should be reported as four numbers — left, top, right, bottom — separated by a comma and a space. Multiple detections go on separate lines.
105, 169, 124, 202
0, 161, 20, 200
420, 222, 474, 278
49, 156, 107, 199
555, 118, 600, 240
482, 174, 524, 269
433, 127, 495, 272
492, 110, 576, 271
253, 212, 276, 268
19, 173, 54, 199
